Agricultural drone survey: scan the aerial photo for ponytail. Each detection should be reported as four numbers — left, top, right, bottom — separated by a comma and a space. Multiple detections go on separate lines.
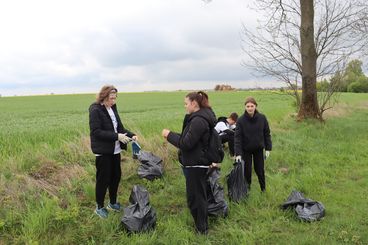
186, 91, 211, 109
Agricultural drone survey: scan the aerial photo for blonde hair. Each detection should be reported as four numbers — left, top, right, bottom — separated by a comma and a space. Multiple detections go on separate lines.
96, 85, 118, 103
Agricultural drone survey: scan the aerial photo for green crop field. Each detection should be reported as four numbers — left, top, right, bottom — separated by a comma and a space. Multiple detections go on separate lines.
0, 91, 367, 244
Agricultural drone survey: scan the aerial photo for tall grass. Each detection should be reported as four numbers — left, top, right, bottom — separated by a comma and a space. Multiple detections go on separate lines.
0, 91, 367, 244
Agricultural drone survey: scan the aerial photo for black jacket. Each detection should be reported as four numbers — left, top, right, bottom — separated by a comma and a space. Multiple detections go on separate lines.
167, 108, 216, 166
234, 110, 272, 155
89, 102, 135, 155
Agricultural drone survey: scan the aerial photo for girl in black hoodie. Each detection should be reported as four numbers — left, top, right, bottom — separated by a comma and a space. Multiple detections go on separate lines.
234, 97, 272, 192
162, 91, 216, 234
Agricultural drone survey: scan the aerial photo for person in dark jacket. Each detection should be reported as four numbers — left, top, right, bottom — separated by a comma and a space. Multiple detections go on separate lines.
89, 85, 138, 218
234, 97, 271, 192
215, 112, 238, 157
162, 91, 216, 234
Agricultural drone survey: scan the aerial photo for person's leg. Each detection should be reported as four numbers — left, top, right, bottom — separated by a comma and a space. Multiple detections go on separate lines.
243, 152, 253, 188
253, 149, 266, 191
220, 132, 235, 156
95, 155, 112, 208
185, 168, 208, 234
108, 153, 121, 204
220, 134, 229, 154
220, 134, 229, 144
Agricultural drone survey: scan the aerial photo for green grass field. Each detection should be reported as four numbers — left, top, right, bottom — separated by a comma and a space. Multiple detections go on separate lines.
0, 91, 367, 244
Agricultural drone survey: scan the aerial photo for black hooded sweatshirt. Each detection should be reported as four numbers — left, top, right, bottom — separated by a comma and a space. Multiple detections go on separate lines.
167, 107, 217, 166
89, 102, 135, 155
234, 110, 272, 155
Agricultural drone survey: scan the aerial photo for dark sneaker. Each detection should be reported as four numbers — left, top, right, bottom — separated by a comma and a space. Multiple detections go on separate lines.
95, 207, 108, 219
107, 202, 121, 212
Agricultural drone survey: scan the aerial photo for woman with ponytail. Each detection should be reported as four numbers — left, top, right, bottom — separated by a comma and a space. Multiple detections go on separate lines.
162, 91, 216, 234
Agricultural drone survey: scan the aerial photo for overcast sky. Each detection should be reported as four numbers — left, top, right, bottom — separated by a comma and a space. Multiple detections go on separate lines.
0, 0, 280, 96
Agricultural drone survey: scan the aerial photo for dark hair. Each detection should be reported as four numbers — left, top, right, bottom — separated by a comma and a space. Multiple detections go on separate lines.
229, 112, 238, 122
96, 85, 118, 103
186, 91, 211, 108
244, 96, 258, 106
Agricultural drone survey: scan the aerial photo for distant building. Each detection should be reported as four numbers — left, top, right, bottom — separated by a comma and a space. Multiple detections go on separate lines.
214, 84, 235, 91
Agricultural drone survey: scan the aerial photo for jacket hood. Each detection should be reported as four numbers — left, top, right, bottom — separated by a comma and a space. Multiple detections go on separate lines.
190, 107, 217, 127
244, 109, 259, 119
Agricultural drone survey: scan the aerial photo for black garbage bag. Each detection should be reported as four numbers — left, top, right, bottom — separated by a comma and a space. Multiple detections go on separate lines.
121, 185, 157, 232
226, 160, 248, 202
281, 190, 325, 222
207, 169, 228, 217
137, 151, 164, 180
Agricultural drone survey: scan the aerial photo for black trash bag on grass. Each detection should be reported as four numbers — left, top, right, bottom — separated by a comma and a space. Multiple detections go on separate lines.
281, 190, 325, 222
226, 160, 248, 202
207, 169, 228, 217
137, 151, 163, 180
121, 185, 157, 232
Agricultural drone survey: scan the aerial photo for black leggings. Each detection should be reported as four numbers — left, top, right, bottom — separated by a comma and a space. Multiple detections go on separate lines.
243, 149, 265, 191
95, 154, 121, 208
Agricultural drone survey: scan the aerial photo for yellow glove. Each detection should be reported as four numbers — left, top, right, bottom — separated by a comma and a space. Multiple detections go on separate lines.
118, 133, 131, 144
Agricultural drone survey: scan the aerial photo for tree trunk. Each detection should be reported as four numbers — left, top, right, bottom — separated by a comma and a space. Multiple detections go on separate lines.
298, 0, 320, 120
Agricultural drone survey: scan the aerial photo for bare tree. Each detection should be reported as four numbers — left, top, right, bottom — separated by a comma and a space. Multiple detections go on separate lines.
241, 0, 368, 120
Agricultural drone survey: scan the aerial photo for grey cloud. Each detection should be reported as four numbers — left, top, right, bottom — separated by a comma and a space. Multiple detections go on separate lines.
0, 0, 266, 96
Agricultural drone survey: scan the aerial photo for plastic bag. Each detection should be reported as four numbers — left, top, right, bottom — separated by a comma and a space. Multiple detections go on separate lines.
207, 169, 228, 217
132, 141, 141, 159
137, 151, 164, 180
121, 185, 157, 232
226, 160, 248, 202
282, 190, 325, 222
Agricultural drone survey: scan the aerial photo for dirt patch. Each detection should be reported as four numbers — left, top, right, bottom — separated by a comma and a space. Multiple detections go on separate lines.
357, 100, 368, 110
29, 160, 59, 180
323, 103, 350, 119
28, 160, 87, 197
324, 100, 368, 118
278, 167, 289, 174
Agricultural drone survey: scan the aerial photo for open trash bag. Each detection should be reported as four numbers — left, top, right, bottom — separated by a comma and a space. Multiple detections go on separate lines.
226, 160, 248, 202
207, 169, 228, 217
281, 190, 325, 222
121, 185, 157, 232
137, 151, 164, 180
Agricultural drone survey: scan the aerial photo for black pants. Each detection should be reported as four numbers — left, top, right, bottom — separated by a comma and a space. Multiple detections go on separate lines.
182, 167, 208, 233
243, 149, 265, 191
95, 154, 121, 208
220, 131, 235, 156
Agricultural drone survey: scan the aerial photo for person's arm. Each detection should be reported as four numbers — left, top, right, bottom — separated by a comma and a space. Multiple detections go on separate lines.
89, 108, 118, 141
223, 129, 235, 136
234, 120, 243, 156
121, 125, 135, 138
167, 132, 181, 148
114, 106, 135, 138
264, 116, 272, 151
178, 117, 207, 151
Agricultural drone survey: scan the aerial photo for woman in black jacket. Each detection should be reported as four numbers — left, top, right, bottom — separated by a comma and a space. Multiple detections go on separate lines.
234, 97, 272, 192
162, 91, 216, 234
89, 85, 138, 218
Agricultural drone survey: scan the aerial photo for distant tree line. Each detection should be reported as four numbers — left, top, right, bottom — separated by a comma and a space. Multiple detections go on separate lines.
317, 60, 368, 93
